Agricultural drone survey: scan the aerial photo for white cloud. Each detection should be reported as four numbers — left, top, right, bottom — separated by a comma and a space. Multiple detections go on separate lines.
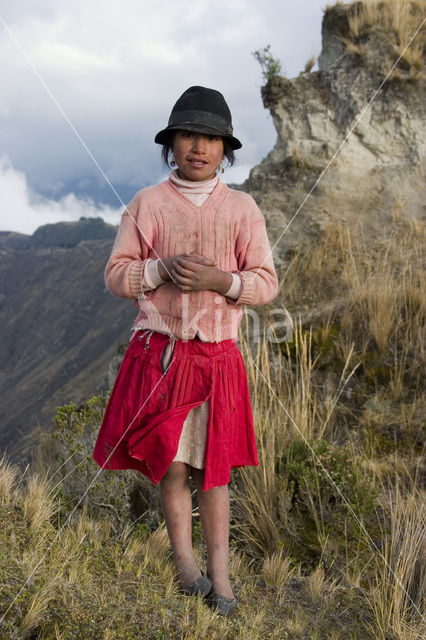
33, 41, 121, 74
0, 156, 121, 234
223, 164, 252, 185
0, 0, 326, 231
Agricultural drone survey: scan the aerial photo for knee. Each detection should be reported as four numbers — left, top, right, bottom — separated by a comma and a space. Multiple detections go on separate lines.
192, 470, 228, 496
161, 462, 191, 491
191, 468, 205, 492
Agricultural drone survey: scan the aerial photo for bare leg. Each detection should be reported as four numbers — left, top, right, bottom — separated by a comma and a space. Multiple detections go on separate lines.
160, 461, 201, 587
191, 468, 234, 600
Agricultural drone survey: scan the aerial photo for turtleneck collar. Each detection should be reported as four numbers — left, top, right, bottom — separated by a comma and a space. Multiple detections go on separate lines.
169, 169, 219, 198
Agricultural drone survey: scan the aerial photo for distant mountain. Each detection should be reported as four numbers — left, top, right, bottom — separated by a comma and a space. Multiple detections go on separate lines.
36, 179, 143, 210
0, 217, 116, 249
0, 218, 135, 460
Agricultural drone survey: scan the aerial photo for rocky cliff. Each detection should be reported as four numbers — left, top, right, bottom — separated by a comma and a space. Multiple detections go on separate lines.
245, 1, 425, 266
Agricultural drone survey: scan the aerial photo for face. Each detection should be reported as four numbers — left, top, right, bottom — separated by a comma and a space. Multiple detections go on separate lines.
172, 130, 224, 182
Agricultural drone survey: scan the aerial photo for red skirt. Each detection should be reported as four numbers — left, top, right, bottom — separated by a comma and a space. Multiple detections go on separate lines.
93, 330, 259, 491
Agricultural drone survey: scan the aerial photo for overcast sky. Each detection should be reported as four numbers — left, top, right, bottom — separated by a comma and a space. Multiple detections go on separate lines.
0, 0, 329, 234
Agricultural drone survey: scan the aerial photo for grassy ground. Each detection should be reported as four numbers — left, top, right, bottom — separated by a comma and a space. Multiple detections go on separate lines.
1, 206, 425, 638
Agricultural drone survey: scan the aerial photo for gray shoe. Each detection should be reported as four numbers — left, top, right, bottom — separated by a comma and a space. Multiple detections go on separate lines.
206, 592, 238, 616
180, 572, 212, 597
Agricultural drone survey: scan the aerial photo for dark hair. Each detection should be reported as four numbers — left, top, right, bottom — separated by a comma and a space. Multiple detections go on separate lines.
160, 131, 236, 169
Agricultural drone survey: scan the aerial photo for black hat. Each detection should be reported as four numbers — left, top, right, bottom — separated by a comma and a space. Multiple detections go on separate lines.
154, 86, 242, 150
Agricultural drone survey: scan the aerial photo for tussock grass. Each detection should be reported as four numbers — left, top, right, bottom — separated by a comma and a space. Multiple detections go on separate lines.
370, 486, 426, 639
22, 474, 56, 532
262, 550, 297, 590
304, 55, 317, 72
0, 455, 18, 504
307, 564, 327, 601
338, 0, 426, 78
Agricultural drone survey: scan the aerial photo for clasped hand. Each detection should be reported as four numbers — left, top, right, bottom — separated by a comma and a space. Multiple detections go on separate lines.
160, 253, 231, 295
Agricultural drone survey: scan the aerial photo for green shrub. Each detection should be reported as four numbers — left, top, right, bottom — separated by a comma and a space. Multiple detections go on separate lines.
36, 396, 162, 531
278, 438, 377, 565
252, 44, 282, 82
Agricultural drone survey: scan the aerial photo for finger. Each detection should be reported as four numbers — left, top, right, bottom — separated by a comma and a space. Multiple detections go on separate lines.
175, 260, 208, 275
186, 253, 216, 265
177, 255, 202, 267
179, 257, 216, 270
176, 255, 197, 266
172, 268, 196, 284
173, 262, 198, 276
175, 279, 194, 291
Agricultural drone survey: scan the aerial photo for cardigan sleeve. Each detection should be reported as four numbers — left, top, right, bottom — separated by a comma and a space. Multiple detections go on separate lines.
143, 259, 165, 290
104, 196, 158, 299
225, 203, 279, 307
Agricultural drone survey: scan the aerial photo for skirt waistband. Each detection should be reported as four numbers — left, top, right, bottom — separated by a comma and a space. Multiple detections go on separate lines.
133, 329, 237, 359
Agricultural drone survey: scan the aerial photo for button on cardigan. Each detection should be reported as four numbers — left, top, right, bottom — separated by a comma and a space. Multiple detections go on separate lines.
105, 178, 279, 342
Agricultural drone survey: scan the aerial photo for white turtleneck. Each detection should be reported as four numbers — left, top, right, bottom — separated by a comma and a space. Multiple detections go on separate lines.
169, 169, 219, 206
142, 171, 242, 298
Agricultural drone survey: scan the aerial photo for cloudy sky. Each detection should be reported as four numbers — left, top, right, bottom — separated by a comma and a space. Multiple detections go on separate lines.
0, 0, 328, 234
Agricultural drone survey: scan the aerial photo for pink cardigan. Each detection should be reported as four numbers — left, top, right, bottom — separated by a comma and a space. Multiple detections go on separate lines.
105, 178, 279, 342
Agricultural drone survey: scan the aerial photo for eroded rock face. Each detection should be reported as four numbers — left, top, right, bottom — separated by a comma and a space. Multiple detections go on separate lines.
245, 2, 425, 266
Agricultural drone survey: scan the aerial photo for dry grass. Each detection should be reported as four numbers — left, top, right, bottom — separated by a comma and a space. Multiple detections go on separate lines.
347, 0, 425, 38
304, 55, 317, 72
278, 216, 425, 388
284, 607, 311, 637
369, 486, 426, 639
341, 222, 426, 359
1, 210, 425, 638
262, 550, 297, 590
343, 0, 426, 78
0, 454, 18, 504
232, 211, 425, 636
0, 468, 367, 638
22, 474, 56, 532
326, 0, 426, 79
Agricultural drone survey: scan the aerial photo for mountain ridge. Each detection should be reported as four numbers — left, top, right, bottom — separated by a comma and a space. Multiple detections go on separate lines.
0, 218, 134, 459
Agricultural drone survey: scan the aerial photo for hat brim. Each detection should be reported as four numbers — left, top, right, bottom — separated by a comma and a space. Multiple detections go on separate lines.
154, 124, 242, 150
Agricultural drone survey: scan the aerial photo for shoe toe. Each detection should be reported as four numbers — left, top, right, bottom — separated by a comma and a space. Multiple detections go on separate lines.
181, 572, 212, 597
207, 592, 238, 616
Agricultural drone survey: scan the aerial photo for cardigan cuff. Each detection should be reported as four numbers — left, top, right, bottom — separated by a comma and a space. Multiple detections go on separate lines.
234, 271, 257, 305
224, 273, 242, 298
129, 260, 160, 299
224, 271, 245, 305
129, 262, 144, 298
144, 259, 166, 289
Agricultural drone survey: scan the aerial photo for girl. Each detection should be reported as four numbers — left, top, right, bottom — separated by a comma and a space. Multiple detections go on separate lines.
93, 86, 278, 615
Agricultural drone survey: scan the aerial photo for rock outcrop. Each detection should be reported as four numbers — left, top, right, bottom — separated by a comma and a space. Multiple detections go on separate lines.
245, 1, 425, 266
